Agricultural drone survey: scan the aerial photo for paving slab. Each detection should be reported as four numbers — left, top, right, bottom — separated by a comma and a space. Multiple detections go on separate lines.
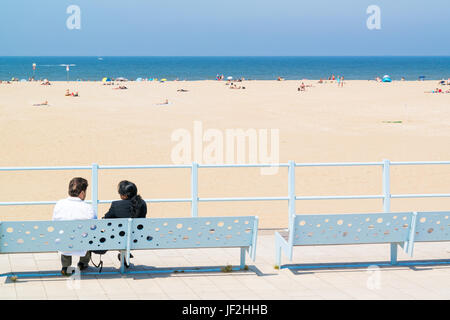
0, 233, 449, 300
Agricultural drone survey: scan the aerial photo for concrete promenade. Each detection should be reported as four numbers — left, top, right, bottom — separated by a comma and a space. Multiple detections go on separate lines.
1, 231, 449, 300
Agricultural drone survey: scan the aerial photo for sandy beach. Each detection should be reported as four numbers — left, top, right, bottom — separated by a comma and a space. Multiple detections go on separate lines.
1, 79, 450, 228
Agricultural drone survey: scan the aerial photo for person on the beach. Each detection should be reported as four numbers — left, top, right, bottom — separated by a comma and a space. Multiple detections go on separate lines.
155, 99, 169, 105
425, 88, 443, 93
65, 89, 79, 97
298, 82, 306, 91
32, 100, 48, 106
103, 180, 147, 267
340, 76, 344, 87
52, 177, 97, 276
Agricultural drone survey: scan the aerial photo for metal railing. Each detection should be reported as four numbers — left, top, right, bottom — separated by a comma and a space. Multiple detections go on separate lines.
2, 160, 450, 220
2, 159, 450, 264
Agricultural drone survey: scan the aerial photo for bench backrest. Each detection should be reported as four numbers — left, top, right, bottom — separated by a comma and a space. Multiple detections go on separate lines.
129, 216, 257, 250
0, 218, 129, 253
290, 211, 450, 247
414, 212, 450, 242
0, 216, 258, 254
291, 212, 414, 246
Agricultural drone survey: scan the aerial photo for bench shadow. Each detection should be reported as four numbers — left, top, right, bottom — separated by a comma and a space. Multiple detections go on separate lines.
282, 259, 450, 275
0, 263, 266, 282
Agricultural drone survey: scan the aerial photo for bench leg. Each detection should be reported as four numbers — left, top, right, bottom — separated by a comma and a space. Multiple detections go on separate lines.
120, 250, 126, 274
390, 243, 398, 265
275, 244, 281, 267
240, 247, 246, 270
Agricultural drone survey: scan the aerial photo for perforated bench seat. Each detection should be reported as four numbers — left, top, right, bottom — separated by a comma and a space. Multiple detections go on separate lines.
0, 216, 259, 274
275, 211, 450, 267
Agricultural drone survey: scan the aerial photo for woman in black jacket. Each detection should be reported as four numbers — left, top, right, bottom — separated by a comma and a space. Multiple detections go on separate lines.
104, 180, 147, 219
103, 180, 147, 266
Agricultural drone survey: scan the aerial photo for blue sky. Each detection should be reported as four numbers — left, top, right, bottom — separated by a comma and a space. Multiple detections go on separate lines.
0, 0, 449, 56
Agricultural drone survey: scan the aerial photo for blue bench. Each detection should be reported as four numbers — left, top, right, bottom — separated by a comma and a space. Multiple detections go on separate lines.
0, 216, 258, 274
275, 211, 450, 267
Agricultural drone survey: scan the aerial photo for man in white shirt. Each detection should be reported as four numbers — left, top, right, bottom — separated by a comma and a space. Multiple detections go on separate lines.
52, 177, 97, 276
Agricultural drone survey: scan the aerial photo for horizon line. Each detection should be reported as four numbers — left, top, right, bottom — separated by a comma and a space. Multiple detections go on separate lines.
1, 55, 450, 58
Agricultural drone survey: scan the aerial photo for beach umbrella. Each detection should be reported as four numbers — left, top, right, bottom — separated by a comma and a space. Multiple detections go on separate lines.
116, 77, 127, 81
102, 77, 111, 82
136, 78, 142, 82
227, 76, 233, 80
160, 78, 167, 82
382, 75, 392, 83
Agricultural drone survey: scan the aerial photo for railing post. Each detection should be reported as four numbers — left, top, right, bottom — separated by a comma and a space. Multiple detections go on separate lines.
191, 162, 199, 217
383, 159, 397, 264
91, 163, 99, 217
288, 160, 296, 228
382, 159, 391, 213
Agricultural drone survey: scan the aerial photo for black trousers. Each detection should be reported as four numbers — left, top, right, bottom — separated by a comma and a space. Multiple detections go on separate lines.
61, 251, 91, 268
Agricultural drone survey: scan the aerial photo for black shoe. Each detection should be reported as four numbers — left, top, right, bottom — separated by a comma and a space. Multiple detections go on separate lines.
77, 262, 88, 271
117, 253, 133, 268
61, 267, 74, 276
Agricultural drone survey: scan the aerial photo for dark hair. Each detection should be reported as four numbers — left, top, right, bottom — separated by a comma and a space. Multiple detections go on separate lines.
118, 180, 142, 218
68, 177, 88, 197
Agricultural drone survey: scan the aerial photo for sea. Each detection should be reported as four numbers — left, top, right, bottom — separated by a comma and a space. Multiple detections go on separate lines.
0, 56, 449, 81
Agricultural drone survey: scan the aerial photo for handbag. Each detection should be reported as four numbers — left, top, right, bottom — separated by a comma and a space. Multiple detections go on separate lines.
90, 250, 107, 272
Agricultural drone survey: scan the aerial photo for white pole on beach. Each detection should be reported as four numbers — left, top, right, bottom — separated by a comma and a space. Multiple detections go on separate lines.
66, 65, 70, 82
32, 63, 36, 80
